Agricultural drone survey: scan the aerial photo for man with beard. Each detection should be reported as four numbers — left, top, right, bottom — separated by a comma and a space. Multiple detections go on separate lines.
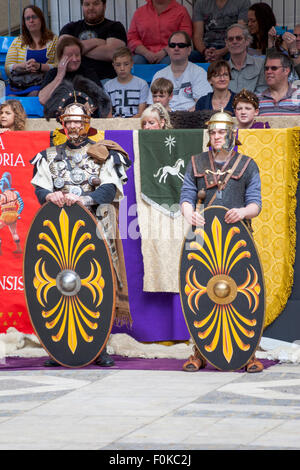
31, 93, 132, 367
59, 0, 127, 82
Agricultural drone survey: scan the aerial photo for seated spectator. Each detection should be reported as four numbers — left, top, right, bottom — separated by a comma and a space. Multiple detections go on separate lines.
38, 36, 110, 118
104, 47, 149, 118
5, 5, 58, 97
226, 23, 266, 94
257, 51, 300, 115
43, 75, 111, 121
150, 78, 174, 112
0, 100, 27, 133
247, 2, 276, 55
195, 60, 235, 113
147, 31, 212, 111
233, 88, 270, 128
293, 24, 300, 54
268, 26, 300, 80
292, 24, 300, 78
127, 0, 192, 65
191, 0, 250, 63
141, 103, 172, 129
59, 0, 127, 83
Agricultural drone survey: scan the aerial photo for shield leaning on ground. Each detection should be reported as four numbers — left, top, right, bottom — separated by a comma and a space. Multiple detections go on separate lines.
179, 206, 265, 371
23, 202, 116, 368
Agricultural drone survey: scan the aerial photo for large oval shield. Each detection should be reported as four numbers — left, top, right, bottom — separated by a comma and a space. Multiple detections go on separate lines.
179, 206, 265, 371
23, 202, 116, 368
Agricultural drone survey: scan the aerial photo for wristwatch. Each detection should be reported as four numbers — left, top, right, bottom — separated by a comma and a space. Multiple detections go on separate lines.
289, 51, 299, 58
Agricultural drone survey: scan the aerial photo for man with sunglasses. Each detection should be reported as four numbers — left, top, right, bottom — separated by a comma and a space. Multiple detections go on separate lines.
147, 31, 212, 111
257, 51, 300, 116
226, 24, 266, 94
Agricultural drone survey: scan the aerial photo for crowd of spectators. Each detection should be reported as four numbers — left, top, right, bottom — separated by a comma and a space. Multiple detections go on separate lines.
2, 0, 300, 127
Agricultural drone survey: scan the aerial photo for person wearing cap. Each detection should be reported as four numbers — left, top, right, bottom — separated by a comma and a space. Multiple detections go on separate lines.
180, 109, 263, 373
30, 93, 132, 368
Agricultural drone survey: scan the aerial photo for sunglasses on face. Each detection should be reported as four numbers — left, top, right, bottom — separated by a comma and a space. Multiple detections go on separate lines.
226, 35, 244, 43
264, 65, 285, 71
168, 42, 189, 49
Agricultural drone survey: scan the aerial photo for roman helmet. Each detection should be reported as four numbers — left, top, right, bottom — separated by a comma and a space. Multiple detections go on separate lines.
206, 110, 239, 151
59, 98, 92, 144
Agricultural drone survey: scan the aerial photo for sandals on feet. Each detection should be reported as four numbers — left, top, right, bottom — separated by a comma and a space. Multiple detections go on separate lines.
183, 350, 207, 372
246, 356, 264, 373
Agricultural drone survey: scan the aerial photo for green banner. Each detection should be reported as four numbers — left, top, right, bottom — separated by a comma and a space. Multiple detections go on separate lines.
139, 129, 204, 216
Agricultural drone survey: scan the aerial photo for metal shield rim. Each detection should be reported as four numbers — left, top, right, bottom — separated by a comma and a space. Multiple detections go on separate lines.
23, 201, 116, 368
179, 205, 266, 371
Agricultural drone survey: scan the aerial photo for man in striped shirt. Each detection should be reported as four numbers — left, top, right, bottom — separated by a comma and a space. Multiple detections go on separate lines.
257, 51, 300, 116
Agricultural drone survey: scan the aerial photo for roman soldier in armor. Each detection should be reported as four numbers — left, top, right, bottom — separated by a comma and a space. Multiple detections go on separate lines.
31, 91, 131, 367
180, 110, 264, 373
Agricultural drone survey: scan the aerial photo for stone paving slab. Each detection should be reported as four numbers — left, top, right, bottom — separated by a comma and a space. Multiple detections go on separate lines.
0, 362, 299, 450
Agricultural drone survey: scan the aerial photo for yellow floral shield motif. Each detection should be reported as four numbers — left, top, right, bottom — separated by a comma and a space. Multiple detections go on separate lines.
184, 216, 261, 364
33, 208, 105, 354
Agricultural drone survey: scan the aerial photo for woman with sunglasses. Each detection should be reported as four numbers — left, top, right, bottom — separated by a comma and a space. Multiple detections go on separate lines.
195, 60, 235, 113
5, 5, 58, 96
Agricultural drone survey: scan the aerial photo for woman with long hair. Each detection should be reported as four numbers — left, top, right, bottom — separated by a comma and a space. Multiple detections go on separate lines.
5, 5, 58, 96
247, 2, 276, 55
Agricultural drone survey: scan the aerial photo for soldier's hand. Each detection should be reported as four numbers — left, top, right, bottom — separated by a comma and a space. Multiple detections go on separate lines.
225, 207, 245, 224
64, 193, 81, 206
190, 210, 205, 227
46, 191, 65, 207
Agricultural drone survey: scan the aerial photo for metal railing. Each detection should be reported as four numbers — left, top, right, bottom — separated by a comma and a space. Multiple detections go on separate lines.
2, 0, 300, 37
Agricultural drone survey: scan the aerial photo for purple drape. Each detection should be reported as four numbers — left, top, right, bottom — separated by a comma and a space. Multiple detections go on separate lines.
106, 130, 189, 342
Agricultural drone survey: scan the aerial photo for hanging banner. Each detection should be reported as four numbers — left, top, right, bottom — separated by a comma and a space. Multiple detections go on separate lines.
0, 131, 50, 333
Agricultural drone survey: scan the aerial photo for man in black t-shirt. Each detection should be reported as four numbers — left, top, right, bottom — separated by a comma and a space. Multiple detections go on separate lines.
59, 0, 127, 81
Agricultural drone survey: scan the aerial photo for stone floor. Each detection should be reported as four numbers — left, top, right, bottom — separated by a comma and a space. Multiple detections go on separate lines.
0, 361, 299, 450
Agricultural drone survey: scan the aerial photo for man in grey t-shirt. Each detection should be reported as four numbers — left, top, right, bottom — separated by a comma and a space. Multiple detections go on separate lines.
191, 0, 250, 63
226, 24, 266, 94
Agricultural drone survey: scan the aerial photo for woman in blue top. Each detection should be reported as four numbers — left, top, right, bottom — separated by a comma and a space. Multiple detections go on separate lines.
195, 60, 235, 114
5, 5, 58, 96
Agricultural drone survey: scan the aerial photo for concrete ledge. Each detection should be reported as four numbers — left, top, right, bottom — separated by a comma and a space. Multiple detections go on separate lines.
24, 116, 300, 131
25, 118, 142, 131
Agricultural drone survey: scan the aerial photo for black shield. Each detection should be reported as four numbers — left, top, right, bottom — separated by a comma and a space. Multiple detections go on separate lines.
179, 206, 265, 371
23, 202, 116, 368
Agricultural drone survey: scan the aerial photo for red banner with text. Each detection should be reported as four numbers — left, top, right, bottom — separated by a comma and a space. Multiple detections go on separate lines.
0, 131, 50, 333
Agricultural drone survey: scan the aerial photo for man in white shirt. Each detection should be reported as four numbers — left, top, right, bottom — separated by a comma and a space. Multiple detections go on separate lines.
147, 31, 212, 111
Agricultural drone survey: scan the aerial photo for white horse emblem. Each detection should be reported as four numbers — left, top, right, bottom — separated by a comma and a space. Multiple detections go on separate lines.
153, 159, 185, 184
